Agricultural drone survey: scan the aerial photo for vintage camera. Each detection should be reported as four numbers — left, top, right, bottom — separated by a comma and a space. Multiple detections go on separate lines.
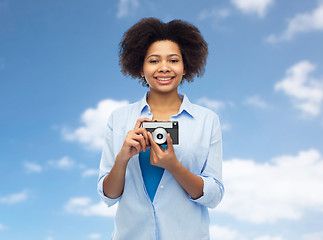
141, 121, 179, 145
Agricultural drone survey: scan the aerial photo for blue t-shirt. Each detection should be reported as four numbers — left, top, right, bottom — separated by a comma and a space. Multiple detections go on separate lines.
139, 145, 166, 202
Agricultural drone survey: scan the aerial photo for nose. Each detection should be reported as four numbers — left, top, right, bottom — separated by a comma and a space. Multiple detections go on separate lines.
158, 61, 170, 72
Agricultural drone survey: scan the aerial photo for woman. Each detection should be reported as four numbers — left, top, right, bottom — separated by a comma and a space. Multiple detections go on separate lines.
98, 17, 224, 240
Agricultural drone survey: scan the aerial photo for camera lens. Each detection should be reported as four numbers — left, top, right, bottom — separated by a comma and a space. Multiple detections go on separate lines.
152, 127, 167, 145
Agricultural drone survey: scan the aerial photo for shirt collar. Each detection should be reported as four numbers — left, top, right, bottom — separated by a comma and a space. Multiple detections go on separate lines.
139, 92, 194, 118
139, 92, 151, 115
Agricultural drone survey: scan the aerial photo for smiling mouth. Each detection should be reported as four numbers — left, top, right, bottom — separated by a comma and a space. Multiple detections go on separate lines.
155, 77, 175, 81
154, 76, 175, 85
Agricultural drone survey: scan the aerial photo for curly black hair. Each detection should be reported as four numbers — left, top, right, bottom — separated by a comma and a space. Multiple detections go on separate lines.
119, 17, 208, 86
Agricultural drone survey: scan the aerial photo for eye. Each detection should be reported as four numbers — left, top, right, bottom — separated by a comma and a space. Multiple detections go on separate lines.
170, 59, 179, 63
148, 59, 158, 64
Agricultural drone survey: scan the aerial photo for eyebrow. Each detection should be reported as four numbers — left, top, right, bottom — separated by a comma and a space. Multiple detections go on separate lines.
146, 54, 181, 59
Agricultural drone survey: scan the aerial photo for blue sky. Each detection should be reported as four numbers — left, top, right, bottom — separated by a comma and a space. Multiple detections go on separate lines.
1, 0, 323, 239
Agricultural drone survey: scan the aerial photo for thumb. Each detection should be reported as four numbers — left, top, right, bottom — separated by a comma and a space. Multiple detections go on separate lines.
166, 133, 174, 151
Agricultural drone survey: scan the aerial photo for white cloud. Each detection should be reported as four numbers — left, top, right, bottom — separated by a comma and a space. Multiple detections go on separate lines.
210, 225, 245, 240
196, 97, 226, 112
24, 161, 43, 173
199, 8, 231, 21
0, 223, 6, 229
302, 231, 323, 240
0, 191, 28, 204
25, 156, 79, 174
254, 236, 283, 240
198, 7, 231, 31
221, 123, 232, 131
62, 99, 129, 151
275, 60, 323, 116
196, 97, 232, 131
215, 149, 323, 223
24, 156, 97, 178
47, 156, 75, 170
82, 169, 98, 177
210, 225, 284, 240
64, 197, 117, 217
117, 0, 139, 19
244, 95, 268, 109
89, 233, 101, 239
230, 0, 274, 17
267, 3, 323, 42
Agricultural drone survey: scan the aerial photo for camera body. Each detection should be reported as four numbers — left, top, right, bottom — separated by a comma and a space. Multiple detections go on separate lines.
141, 121, 179, 145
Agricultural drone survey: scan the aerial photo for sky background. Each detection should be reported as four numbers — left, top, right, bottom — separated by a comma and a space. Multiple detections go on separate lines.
1, 0, 323, 239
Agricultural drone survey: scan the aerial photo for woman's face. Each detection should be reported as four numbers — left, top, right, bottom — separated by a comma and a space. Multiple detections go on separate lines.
141, 40, 185, 94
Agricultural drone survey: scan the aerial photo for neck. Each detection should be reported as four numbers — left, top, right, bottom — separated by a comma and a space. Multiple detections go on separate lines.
147, 89, 182, 112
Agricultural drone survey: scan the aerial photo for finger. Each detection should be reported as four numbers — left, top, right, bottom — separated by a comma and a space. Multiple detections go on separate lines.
166, 133, 174, 152
134, 118, 152, 130
142, 129, 150, 146
134, 134, 147, 152
128, 132, 146, 152
135, 128, 150, 146
149, 147, 155, 163
149, 146, 159, 166
128, 139, 141, 153
147, 132, 162, 153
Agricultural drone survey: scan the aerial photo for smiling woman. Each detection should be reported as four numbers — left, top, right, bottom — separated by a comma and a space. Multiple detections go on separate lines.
98, 17, 224, 240
141, 40, 185, 109
118, 17, 208, 85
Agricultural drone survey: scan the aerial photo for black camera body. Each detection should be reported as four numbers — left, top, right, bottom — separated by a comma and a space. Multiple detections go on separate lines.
141, 121, 179, 145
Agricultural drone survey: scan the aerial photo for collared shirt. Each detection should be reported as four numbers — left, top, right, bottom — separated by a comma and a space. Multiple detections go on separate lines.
98, 92, 224, 240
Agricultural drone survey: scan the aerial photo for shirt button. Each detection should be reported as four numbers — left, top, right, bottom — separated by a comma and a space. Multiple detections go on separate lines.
160, 185, 164, 189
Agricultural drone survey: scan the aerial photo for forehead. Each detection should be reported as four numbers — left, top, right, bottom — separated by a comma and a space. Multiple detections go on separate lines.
146, 40, 182, 56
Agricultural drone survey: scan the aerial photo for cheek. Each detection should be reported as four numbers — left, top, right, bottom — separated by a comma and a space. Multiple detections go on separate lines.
142, 65, 154, 76
176, 66, 185, 75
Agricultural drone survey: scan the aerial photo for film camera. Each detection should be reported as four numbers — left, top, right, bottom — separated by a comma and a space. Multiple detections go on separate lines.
141, 121, 179, 145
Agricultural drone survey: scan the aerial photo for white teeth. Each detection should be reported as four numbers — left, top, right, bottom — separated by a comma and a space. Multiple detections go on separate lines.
156, 77, 173, 81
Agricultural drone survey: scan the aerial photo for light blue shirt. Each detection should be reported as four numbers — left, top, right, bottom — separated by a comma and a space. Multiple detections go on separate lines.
98, 92, 224, 240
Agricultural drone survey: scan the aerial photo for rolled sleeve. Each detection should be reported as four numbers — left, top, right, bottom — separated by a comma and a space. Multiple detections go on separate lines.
97, 114, 121, 207
97, 173, 120, 207
191, 113, 224, 208
190, 176, 224, 208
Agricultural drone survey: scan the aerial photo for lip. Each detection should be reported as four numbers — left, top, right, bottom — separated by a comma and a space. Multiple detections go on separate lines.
154, 76, 175, 85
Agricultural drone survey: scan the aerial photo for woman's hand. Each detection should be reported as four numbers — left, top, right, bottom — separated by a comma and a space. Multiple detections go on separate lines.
103, 118, 151, 199
117, 118, 152, 164
147, 132, 180, 171
148, 132, 204, 199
